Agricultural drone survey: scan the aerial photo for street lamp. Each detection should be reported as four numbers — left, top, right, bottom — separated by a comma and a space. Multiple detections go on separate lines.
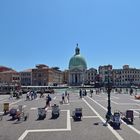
105, 71, 112, 122
82, 70, 85, 87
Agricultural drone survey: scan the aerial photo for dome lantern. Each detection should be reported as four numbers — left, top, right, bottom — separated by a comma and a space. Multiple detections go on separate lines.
75, 43, 80, 55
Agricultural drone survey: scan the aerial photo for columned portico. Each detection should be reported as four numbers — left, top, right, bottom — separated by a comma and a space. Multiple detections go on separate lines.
69, 71, 84, 85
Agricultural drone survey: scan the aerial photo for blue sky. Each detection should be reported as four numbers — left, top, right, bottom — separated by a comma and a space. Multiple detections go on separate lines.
0, 0, 140, 71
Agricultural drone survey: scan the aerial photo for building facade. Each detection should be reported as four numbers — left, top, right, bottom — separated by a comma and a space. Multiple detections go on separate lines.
20, 69, 32, 86
0, 70, 20, 85
85, 68, 97, 85
113, 65, 140, 87
48, 67, 63, 86
68, 46, 87, 86
62, 70, 69, 84
31, 64, 63, 86
32, 64, 49, 86
0, 66, 12, 72
98, 65, 113, 85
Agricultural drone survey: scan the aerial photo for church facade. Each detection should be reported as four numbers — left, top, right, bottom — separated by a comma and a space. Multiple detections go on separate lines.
68, 45, 87, 86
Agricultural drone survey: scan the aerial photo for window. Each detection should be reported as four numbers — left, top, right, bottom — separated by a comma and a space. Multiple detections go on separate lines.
38, 73, 42, 77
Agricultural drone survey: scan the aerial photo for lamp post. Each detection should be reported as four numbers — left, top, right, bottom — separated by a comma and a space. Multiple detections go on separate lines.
105, 71, 112, 122
82, 70, 85, 87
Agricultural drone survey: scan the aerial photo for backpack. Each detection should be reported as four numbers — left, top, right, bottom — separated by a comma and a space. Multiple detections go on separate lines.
49, 96, 52, 101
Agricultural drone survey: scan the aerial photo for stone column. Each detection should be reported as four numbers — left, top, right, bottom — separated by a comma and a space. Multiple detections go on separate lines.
73, 74, 75, 84
77, 73, 79, 84
71, 73, 73, 84
78, 73, 80, 84
69, 72, 72, 85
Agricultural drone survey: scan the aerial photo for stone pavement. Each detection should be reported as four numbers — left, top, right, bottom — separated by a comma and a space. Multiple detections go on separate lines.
0, 89, 140, 140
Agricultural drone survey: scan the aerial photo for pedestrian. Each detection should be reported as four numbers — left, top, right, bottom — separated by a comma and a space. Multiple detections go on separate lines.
46, 94, 52, 107
96, 89, 98, 95
65, 91, 69, 103
16, 91, 20, 99
19, 89, 23, 97
26, 91, 30, 100
67, 93, 70, 103
34, 91, 37, 99
62, 93, 65, 104
9, 90, 13, 100
126, 88, 128, 94
84, 89, 87, 96
65, 90, 67, 97
31, 91, 34, 100
130, 88, 133, 95
79, 89, 82, 98
40, 92, 44, 98
90, 89, 93, 97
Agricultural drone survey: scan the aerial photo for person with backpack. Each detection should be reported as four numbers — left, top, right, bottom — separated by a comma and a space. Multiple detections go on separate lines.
46, 94, 52, 107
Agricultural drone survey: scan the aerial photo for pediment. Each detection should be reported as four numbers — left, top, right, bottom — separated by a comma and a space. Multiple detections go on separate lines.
70, 68, 83, 72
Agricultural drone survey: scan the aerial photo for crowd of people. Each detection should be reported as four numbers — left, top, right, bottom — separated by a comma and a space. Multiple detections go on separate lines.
78, 87, 138, 99
26, 91, 37, 100
9, 88, 138, 109
79, 89, 100, 98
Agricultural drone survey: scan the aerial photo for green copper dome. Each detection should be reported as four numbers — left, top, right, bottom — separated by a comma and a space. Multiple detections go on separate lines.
69, 46, 87, 70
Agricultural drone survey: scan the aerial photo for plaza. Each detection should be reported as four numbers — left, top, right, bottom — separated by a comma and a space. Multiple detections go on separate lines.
0, 89, 140, 140
0, 47, 140, 140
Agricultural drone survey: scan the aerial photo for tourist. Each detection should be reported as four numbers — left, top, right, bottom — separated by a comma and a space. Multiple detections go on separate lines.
62, 93, 65, 104
67, 93, 70, 103
65, 90, 67, 96
34, 91, 37, 99
9, 89, 13, 100
46, 94, 52, 107
79, 89, 82, 98
90, 89, 93, 97
26, 91, 30, 100
84, 89, 87, 96
130, 88, 133, 95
